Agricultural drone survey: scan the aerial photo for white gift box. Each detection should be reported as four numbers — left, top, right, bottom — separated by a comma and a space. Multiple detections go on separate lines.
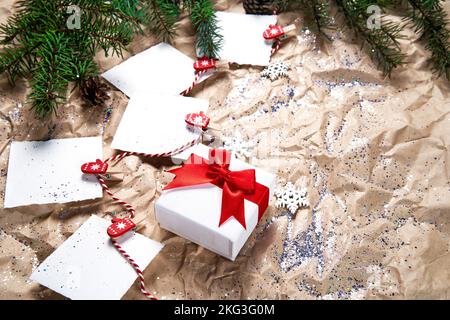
155, 144, 276, 261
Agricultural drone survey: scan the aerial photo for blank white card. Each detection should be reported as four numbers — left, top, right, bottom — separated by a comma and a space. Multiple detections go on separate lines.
30, 215, 164, 300
216, 12, 277, 66
102, 42, 208, 97
111, 93, 208, 156
4, 137, 103, 208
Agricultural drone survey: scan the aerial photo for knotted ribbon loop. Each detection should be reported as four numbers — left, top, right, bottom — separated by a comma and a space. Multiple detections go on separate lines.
164, 149, 269, 229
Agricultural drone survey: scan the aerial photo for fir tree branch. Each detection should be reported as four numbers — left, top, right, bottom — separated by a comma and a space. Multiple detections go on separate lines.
189, 0, 223, 58
0, 0, 60, 44
402, 0, 450, 79
57, 0, 148, 32
335, 0, 406, 76
273, 0, 333, 36
0, 45, 39, 84
28, 32, 73, 117
148, 0, 180, 41
0, 0, 148, 117
307, 0, 333, 34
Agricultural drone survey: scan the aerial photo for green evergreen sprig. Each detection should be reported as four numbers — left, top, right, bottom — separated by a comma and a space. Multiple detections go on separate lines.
0, 0, 223, 117
0, 0, 147, 117
150, 0, 223, 58
274, 0, 333, 34
148, 0, 180, 42
334, 0, 406, 76
402, 0, 450, 79
276, 0, 450, 78
303, 0, 334, 34
187, 0, 223, 58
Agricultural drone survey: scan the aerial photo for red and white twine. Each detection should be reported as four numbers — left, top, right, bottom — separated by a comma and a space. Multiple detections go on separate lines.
96, 20, 282, 297
181, 69, 207, 96
111, 239, 157, 300
97, 137, 201, 299
271, 39, 281, 58
97, 62, 210, 298
97, 175, 136, 218
270, 10, 281, 59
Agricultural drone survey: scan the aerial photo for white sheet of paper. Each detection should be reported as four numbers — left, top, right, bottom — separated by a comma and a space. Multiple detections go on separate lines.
216, 12, 277, 66
4, 137, 103, 208
102, 42, 208, 97
111, 93, 208, 156
30, 215, 164, 300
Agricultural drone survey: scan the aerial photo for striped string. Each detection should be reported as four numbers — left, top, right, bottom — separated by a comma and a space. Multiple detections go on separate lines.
97, 175, 136, 219
181, 69, 207, 96
99, 59, 213, 298
99, 137, 200, 219
270, 10, 281, 59
271, 39, 281, 58
111, 239, 158, 300
97, 136, 201, 299
98, 62, 210, 299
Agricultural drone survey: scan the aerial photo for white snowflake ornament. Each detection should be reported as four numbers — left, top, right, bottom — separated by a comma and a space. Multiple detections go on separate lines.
275, 182, 309, 214
261, 61, 290, 81
222, 131, 255, 159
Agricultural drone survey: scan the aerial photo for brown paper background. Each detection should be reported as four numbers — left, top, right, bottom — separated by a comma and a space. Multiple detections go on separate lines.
0, 0, 449, 300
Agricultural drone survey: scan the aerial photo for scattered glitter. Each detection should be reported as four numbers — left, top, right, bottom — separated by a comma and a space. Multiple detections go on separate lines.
314, 78, 381, 93
271, 100, 288, 112
285, 87, 295, 98
8, 102, 24, 123
278, 208, 325, 276
103, 107, 113, 127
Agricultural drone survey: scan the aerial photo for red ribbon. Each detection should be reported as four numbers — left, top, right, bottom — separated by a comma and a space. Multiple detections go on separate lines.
164, 149, 269, 229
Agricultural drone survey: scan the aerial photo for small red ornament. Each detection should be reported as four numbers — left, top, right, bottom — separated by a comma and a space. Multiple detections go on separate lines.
263, 24, 285, 40
185, 111, 210, 130
107, 217, 136, 238
193, 57, 216, 71
81, 159, 108, 174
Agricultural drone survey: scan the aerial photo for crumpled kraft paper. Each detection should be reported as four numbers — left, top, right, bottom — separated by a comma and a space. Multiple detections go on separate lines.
0, 0, 449, 300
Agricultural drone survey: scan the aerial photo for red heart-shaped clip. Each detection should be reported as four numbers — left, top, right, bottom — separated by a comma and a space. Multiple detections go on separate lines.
107, 217, 136, 238
185, 111, 210, 130
263, 24, 285, 40
81, 159, 108, 174
193, 57, 216, 71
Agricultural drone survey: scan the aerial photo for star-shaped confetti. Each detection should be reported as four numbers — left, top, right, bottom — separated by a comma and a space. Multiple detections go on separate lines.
261, 60, 290, 81
275, 182, 309, 214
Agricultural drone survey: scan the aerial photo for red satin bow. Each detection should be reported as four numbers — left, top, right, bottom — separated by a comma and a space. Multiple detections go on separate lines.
164, 149, 269, 229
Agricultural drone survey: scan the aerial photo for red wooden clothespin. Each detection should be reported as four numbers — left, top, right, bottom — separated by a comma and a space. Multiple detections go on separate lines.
107, 217, 136, 238
263, 24, 296, 40
193, 57, 216, 72
81, 159, 108, 175
185, 111, 210, 130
